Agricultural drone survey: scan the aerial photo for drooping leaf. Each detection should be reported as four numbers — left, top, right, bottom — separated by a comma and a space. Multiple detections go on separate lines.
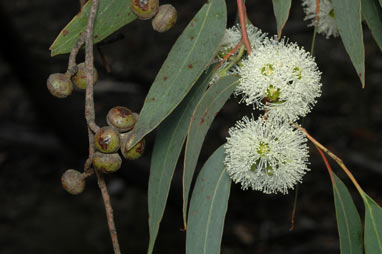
272, 0, 292, 39
50, 0, 136, 56
183, 75, 239, 227
147, 66, 216, 254
186, 145, 231, 254
332, 0, 365, 87
331, 172, 363, 254
362, 0, 382, 52
130, 0, 227, 148
362, 193, 382, 253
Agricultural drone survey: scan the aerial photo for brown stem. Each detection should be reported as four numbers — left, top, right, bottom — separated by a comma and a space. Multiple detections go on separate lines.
84, 0, 100, 134
66, 34, 85, 77
236, 0, 252, 54
95, 169, 121, 254
295, 124, 364, 195
82, 1, 121, 253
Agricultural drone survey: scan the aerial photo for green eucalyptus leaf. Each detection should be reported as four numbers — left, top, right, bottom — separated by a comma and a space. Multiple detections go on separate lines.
186, 145, 231, 254
361, 0, 382, 52
131, 0, 227, 148
272, 0, 292, 39
147, 66, 216, 254
331, 172, 363, 254
50, 0, 136, 56
331, 0, 365, 87
183, 75, 239, 227
362, 193, 382, 253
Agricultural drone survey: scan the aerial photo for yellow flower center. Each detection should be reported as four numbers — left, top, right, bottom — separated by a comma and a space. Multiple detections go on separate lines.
293, 67, 302, 80
266, 85, 281, 102
329, 9, 335, 18
261, 64, 274, 76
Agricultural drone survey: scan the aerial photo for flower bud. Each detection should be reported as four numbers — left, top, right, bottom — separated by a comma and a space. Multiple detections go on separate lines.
131, 0, 159, 20
106, 106, 136, 132
152, 4, 177, 33
94, 126, 121, 153
47, 73, 73, 98
92, 152, 122, 174
120, 132, 145, 160
61, 169, 85, 195
72, 63, 98, 89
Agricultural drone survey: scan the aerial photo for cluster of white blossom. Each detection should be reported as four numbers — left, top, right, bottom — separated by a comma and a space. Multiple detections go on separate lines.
221, 27, 322, 194
224, 116, 310, 194
237, 37, 322, 123
301, 0, 339, 39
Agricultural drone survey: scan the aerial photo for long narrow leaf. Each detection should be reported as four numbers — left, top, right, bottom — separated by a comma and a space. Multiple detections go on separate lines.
331, 173, 363, 254
130, 0, 227, 148
361, 0, 382, 52
147, 67, 215, 254
50, 0, 136, 56
183, 75, 239, 227
186, 145, 231, 254
362, 193, 382, 254
332, 0, 365, 87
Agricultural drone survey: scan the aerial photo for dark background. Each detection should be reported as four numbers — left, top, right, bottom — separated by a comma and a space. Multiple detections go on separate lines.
0, 0, 381, 253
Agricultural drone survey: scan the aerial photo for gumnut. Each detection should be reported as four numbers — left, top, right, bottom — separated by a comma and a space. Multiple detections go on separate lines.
152, 4, 177, 33
92, 152, 122, 174
61, 169, 85, 195
120, 132, 145, 160
47, 73, 73, 98
72, 63, 98, 89
94, 126, 120, 153
131, 0, 159, 20
106, 106, 136, 132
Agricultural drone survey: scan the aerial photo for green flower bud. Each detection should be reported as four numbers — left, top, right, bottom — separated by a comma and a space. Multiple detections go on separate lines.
152, 4, 177, 33
106, 106, 136, 132
131, 0, 159, 20
94, 127, 120, 153
72, 63, 98, 89
61, 169, 85, 195
92, 152, 122, 174
47, 73, 73, 98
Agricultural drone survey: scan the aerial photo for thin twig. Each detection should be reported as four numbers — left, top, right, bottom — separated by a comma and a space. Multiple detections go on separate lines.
82, 1, 121, 253
295, 124, 364, 195
214, 41, 242, 72
84, 127, 95, 173
236, 0, 252, 54
84, 0, 100, 133
66, 35, 85, 77
95, 169, 121, 254
289, 184, 299, 231
314, 144, 335, 182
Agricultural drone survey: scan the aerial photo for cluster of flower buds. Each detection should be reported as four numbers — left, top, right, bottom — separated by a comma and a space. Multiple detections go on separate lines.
93, 107, 145, 175
131, 0, 177, 33
47, 65, 145, 195
47, 63, 98, 98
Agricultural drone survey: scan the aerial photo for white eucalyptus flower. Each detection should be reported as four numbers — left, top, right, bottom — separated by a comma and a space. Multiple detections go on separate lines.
302, 0, 339, 39
218, 24, 266, 57
209, 24, 267, 85
236, 38, 322, 123
224, 116, 310, 194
